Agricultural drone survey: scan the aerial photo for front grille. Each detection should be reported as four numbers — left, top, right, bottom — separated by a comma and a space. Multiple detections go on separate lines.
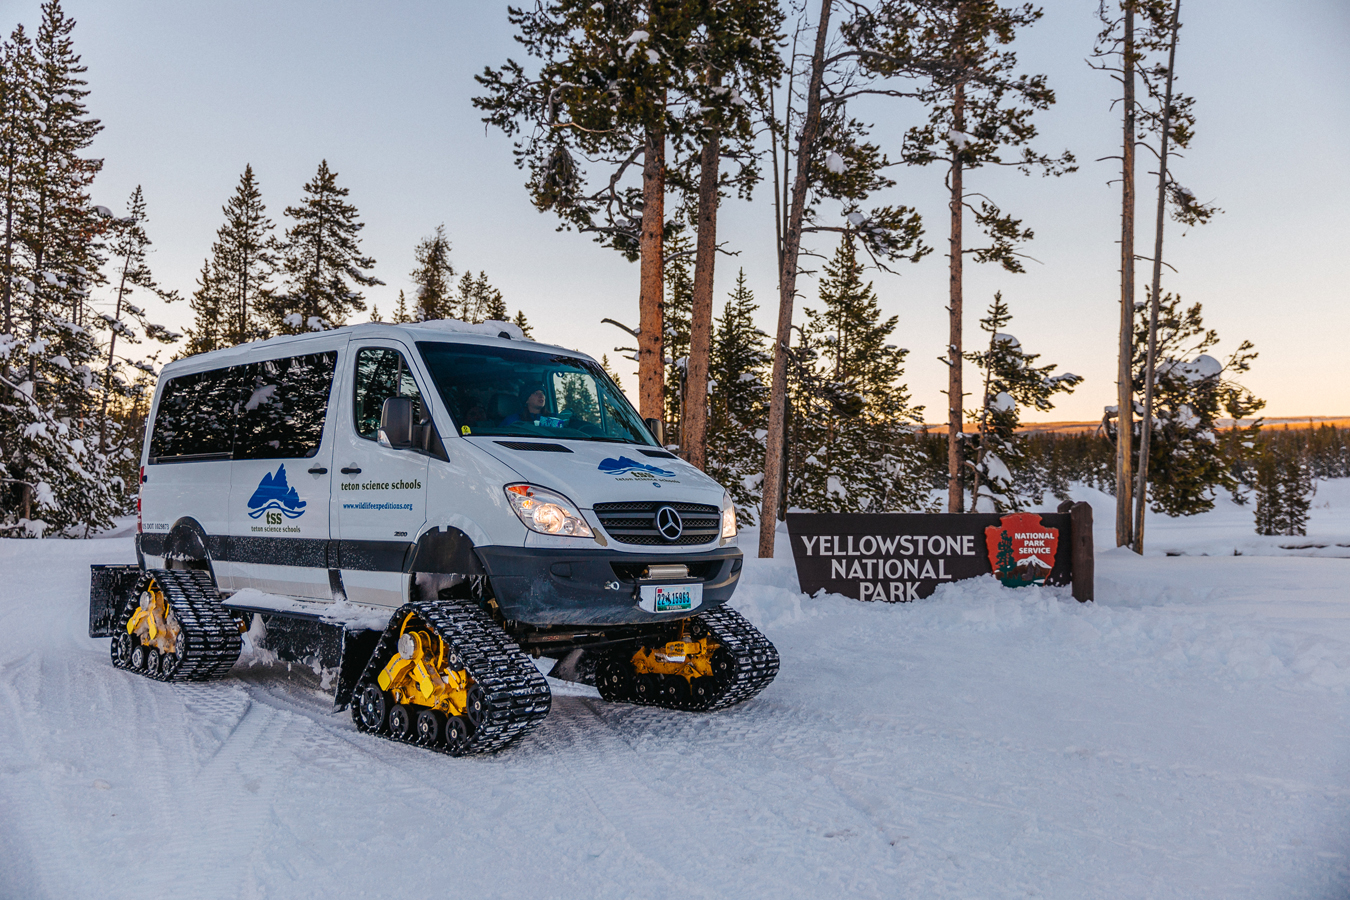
592, 501, 720, 546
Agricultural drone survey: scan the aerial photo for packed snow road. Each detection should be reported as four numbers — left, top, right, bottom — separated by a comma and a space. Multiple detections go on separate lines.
3, 491, 1349, 899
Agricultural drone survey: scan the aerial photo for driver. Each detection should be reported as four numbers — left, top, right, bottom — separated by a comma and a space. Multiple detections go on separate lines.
502, 386, 548, 426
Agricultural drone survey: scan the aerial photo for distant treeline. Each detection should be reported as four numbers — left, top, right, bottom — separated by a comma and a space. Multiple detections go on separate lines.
910, 424, 1350, 508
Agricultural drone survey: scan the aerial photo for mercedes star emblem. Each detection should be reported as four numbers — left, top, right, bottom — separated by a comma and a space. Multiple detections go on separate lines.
654, 505, 683, 541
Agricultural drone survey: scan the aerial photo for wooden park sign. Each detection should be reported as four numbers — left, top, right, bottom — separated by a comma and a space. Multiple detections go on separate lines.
786, 501, 1094, 603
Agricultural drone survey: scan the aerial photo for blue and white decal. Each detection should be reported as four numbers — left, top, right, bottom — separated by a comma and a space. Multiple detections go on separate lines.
247, 464, 307, 519
598, 456, 676, 478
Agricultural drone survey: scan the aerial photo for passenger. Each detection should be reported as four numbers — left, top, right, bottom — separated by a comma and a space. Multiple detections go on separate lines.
502, 386, 547, 426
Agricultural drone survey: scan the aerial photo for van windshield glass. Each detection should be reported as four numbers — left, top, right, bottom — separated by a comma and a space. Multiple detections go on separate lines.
416, 342, 656, 445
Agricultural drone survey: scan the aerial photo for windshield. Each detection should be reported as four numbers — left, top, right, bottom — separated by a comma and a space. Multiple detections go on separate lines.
416, 341, 656, 445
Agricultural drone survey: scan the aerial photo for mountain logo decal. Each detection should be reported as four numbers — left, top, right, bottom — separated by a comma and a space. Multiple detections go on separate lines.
247, 464, 307, 519
598, 456, 676, 478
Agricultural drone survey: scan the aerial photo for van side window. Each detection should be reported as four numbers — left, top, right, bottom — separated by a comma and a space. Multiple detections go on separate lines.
148, 367, 238, 461
354, 347, 424, 440
234, 352, 337, 460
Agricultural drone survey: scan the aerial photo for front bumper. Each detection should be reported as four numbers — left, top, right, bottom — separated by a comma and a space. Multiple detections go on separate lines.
474, 544, 743, 626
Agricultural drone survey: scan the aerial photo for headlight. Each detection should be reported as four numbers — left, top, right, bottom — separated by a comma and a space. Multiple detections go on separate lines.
721, 492, 737, 539
504, 484, 594, 538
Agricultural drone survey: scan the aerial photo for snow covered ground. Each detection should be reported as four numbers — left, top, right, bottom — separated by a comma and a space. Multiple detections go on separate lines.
2, 484, 1349, 899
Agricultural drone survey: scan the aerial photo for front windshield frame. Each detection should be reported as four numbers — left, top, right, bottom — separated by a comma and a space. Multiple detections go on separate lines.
415, 340, 658, 447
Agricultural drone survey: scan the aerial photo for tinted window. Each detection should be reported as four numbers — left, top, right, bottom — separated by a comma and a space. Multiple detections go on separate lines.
353, 347, 425, 440
234, 352, 336, 460
416, 341, 653, 445
149, 367, 239, 460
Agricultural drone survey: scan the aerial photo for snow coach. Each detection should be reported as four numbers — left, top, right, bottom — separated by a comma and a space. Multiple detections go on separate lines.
88, 321, 778, 754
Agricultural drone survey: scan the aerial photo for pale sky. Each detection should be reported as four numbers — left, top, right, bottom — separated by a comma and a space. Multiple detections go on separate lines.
7, 0, 1348, 422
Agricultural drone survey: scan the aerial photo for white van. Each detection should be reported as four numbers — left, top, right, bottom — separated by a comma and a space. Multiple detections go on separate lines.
89, 321, 778, 755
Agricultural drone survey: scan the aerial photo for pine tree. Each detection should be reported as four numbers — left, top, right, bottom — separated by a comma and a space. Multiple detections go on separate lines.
600, 353, 624, 390
788, 234, 925, 513
1130, 291, 1263, 517
706, 269, 769, 524
456, 270, 507, 323
0, 1, 121, 535
207, 164, 277, 345
410, 224, 454, 320
849, 0, 1074, 513
96, 185, 179, 448
963, 292, 1081, 512
1, 25, 37, 336
369, 303, 382, 322
271, 160, 382, 333
392, 289, 411, 324
512, 309, 534, 339
663, 233, 693, 448
1254, 443, 1312, 537
185, 261, 226, 355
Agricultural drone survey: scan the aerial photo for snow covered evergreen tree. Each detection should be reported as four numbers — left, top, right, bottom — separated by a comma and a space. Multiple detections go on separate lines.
1126, 291, 1263, 517
0, 1, 123, 535
271, 160, 381, 334
786, 234, 925, 513
706, 269, 769, 524
411, 224, 454, 320
963, 292, 1081, 512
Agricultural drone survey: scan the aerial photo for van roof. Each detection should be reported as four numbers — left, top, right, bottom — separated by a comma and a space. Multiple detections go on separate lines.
159, 320, 589, 377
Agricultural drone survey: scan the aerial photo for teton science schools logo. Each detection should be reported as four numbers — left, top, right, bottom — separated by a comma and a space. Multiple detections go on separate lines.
598, 456, 678, 488
984, 512, 1058, 588
247, 464, 307, 525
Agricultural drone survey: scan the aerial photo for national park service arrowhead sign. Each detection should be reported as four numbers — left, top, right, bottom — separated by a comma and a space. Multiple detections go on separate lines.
984, 512, 1059, 588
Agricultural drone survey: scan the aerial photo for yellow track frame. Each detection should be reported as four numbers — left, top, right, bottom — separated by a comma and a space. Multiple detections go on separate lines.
125, 579, 179, 655
631, 628, 719, 681
377, 613, 471, 717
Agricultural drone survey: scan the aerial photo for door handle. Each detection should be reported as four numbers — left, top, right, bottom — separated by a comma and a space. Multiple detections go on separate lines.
340, 466, 362, 475
308, 466, 328, 475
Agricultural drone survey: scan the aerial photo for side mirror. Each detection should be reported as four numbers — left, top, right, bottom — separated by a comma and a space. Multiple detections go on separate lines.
644, 417, 665, 446
379, 397, 414, 449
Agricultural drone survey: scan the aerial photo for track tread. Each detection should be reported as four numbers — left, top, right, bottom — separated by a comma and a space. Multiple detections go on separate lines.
597, 606, 779, 711
112, 569, 242, 682
351, 599, 552, 755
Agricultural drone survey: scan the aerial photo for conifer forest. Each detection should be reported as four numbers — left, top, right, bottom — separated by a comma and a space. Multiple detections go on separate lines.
0, 0, 1330, 547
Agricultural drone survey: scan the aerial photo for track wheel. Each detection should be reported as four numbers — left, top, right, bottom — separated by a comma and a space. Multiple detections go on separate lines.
445, 715, 471, 754
111, 632, 132, 666
415, 709, 445, 746
357, 684, 392, 732
633, 673, 658, 702
129, 641, 149, 671
146, 648, 163, 678
388, 704, 415, 740
463, 685, 487, 733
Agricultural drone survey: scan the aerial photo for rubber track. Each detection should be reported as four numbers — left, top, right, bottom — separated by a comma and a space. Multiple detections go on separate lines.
599, 606, 779, 712
351, 599, 552, 755
112, 569, 243, 682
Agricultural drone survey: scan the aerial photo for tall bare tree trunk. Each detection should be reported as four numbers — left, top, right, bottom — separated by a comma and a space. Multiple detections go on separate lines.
1133, 0, 1181, 553
638, 117, 666, 423
1115, 3, 1136, 548
97, 246, 132, 450
686, 75, 722, 470
759, 0, 832, 557
947, 80, 967, 513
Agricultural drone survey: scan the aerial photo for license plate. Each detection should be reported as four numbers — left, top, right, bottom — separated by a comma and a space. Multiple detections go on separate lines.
638, 583, 703, 614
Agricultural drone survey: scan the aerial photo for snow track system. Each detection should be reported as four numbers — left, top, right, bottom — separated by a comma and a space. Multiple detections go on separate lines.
349, 599, 553, 755
595, 607, 779, 712
91, 567, 778, 757
108, 569, 243, 682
